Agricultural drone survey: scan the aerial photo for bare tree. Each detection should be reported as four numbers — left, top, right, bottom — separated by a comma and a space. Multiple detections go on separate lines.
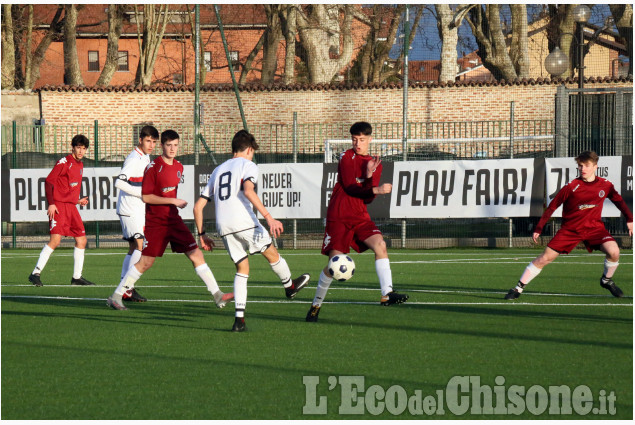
96, 5, 126, 86
238, 4, 283, 85
295, 5, 355, 84
465, 4, 530, 81
609, 4, 633, 76
280, 5, 297, 84
1, 5, 16, 89
63, 4, 83, 85
546, 5, 577, 79
134, 4, 170, 86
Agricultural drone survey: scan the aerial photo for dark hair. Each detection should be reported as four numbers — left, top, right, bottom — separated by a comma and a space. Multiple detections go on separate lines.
231, 130, 259, 153
71, 134, 90, 148
139, 125, 159, 140
350, 122, 372, 136
575, 150, 599, 165
161, 129, 180, 144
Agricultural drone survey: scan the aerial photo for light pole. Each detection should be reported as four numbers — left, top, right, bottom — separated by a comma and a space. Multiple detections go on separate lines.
544, 5, 613, 88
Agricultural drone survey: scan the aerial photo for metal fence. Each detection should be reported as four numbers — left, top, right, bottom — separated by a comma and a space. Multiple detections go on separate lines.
2, 118, 631, 249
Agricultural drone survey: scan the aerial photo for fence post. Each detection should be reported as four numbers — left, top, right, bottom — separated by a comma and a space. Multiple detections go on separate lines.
12, 120, 17, 168
554, 84, 569, 157
509, 102, 515, 248
94, 120, 100, 249
293, 112, 297, 249
614, 89, 624, 155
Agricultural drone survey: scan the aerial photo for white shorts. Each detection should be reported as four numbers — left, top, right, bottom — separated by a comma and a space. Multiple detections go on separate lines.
222, 224, 272, 264
119, 213, 145, 241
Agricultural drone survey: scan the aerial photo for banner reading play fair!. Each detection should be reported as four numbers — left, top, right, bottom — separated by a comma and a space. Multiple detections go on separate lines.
2, 157, 631, 222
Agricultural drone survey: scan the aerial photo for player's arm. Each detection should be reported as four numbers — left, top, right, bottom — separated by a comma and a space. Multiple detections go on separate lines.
142, 193, 187, 208
44, 161, 66, 219
607, 185, 633, 236
193, 196, 215, 251
242, 179, 283, 238
533, 185, 570, 242
115, 176, 142, 198
338, 154, 375, 199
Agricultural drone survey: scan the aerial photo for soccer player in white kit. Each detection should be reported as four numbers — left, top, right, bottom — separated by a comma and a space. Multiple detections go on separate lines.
193, 130, 310, 332
114, 125, 158, 302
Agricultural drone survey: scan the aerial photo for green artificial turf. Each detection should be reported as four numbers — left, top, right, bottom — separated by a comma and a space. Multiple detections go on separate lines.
1, 248, 632, 419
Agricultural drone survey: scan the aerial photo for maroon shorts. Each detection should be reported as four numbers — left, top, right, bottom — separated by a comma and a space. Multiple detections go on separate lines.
142, 217, 198, 257
49, 202, 85, 237
547, 226, 616, 254
321, 219, 382, 256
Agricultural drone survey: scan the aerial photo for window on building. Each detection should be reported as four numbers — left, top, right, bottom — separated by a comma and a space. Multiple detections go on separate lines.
88, 51, 100, 72
229, 51, 240, 70
204, 51, 212, 71
117, 51, 129, 72
173, 73, 183, 84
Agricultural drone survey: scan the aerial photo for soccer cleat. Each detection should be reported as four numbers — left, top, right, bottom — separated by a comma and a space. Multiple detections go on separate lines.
106, 296, 127, 310
504, 288, 522, 300
29, 273, 43, 287
306, 305, 321, 322
600, 278, 624, 298
380, 291, 409, 306
231, 317, 247, 332
213, 291, 234, 309
123, 288, 147, 302
70, 276, 96, 286
285, 273, 311, 299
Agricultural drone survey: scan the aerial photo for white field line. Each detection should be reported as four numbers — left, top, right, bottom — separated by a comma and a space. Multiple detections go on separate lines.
0, 294, 631, 307
1, 284, 632, 299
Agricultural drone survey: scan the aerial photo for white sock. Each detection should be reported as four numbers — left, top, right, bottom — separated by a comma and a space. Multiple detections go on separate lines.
195, 263, 221, 294
72, 247, 85, 279
114, 265, 142, 296
270, 255, 292, 288
603, 259, 619, 279
33, 244, 55, 275
312, 270, 333, 307
234, 273, 248, 317
121, 254, 132, 280
517, 262, 542, 292
375, 258, 393, 296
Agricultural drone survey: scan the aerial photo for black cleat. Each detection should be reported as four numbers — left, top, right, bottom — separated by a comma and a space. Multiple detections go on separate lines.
123, 288, 147, 302
306, 305, 321, 322
70, 276, 96, 286
232, 317, 247, 332
504, 288, 522, 300
380, 292, 409, 306
29, 273, 43, 287
600, 278, 623, 298
285, 273, 310, 299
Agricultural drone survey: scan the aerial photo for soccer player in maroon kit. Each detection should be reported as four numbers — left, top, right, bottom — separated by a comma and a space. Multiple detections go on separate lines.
29, 134, 95, 286
306, 122, 408, 322
505, 151, 633, 300
107, 130, 233, 310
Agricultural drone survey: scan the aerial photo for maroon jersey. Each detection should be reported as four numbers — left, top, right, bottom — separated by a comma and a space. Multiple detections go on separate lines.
535, 177, 633, 234
142, 156, 184, 224
327, 149, 382, 222
45, 154, 83, 205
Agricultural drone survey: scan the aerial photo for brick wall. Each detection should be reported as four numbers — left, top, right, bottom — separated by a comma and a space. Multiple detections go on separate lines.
40, 81, 632, 127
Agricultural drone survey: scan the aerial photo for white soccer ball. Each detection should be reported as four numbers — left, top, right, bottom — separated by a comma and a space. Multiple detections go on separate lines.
328, 255, 355, 281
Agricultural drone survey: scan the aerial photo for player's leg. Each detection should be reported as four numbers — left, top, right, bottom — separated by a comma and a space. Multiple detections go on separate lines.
598, 240, 623, 297
230, 258, 249, 332
306, 250, 341, 322
261, 243, 310, 299
505, 247, 560, 300
122, 238, 146, 302
185, 247, 234, 308
108, 255, 155, 310
29, 233, 62, 286
361, 230, 409, 306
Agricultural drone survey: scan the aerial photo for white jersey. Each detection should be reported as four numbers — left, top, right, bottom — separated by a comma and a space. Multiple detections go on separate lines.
201, 157, 260, 237
116, 147, 150, 216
